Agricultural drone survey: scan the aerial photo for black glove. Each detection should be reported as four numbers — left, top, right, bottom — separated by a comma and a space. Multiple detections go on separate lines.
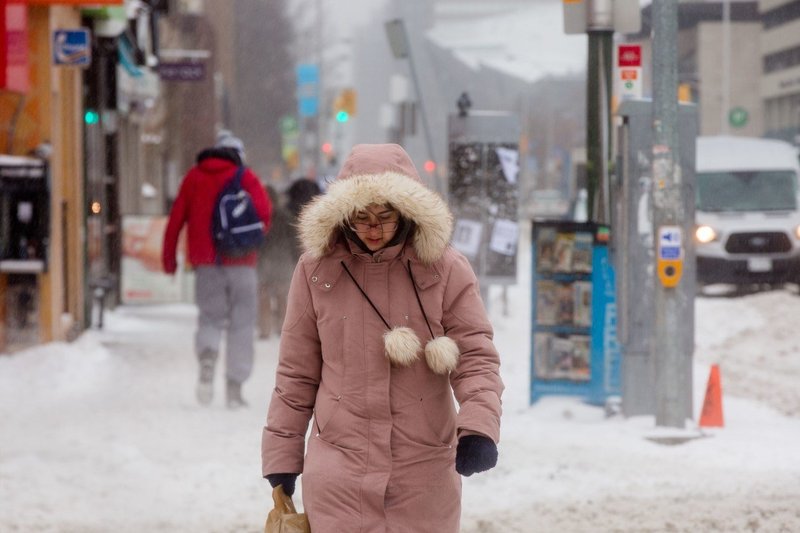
455, 435, 498, 477
266, 473, 299, 496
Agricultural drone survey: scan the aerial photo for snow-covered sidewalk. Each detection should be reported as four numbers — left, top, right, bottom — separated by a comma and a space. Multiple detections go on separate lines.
2, 284, 800, 532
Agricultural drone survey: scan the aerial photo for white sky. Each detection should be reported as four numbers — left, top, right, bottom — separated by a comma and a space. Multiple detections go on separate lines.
1, 225, 799, 531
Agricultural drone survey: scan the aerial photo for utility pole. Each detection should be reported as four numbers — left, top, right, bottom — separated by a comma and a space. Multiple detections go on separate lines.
586, 0, 614, 223
651, 0, 688, 428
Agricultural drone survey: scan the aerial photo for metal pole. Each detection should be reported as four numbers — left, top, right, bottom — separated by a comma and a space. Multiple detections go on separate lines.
598, 31, 613, 223
652, 0, 688, 428
586, 0, 614, 223
586, 34, 600, 222
720, 0, 730, 135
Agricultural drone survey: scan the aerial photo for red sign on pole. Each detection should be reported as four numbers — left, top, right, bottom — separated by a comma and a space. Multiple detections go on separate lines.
618, 45, 641, 68
1, 3, 29, 93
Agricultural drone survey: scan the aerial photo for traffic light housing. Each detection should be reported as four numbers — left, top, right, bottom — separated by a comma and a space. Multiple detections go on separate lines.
333, 88, 357, 122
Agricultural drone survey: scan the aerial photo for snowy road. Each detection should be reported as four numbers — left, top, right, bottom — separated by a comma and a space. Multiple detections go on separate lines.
694, 287, 800, 418
1, 280, 799, 532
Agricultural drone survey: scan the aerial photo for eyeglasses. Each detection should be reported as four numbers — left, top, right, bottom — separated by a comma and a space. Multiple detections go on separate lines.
349, 220, 399, 233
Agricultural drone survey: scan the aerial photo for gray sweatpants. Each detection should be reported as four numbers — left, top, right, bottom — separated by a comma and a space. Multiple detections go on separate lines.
194, 265, 258, 384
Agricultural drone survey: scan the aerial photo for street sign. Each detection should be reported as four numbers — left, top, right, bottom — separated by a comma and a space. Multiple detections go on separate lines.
158, 61, 205, 82
52, 29, 91, 67
617, 44, 642, 100
658, 225, 682, 259
562, 0, 641, 34
618, 45, 641, 67
728, 107, 749, 128
657, 226, 684, 287
296, 63, 319, 118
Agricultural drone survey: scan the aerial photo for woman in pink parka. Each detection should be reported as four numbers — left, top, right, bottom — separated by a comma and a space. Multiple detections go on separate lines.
261, 143, 504, 532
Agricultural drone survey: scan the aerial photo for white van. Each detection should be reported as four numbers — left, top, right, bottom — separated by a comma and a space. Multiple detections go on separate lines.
695, 136, 800, 288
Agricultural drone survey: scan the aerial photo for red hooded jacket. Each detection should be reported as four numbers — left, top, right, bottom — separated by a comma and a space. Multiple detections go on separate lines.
162, 150, 272, 273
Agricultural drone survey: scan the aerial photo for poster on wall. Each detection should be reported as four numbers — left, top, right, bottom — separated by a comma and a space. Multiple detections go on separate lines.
121, 215, 185, 304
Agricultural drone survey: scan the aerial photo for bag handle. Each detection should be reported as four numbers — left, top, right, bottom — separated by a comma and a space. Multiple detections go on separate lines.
271, 485, 297, 515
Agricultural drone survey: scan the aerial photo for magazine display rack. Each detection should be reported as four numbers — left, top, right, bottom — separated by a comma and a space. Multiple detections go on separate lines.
530, 221, 621, 405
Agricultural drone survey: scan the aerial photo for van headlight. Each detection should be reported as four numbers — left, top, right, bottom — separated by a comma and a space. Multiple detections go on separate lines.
695, 225, 718, 244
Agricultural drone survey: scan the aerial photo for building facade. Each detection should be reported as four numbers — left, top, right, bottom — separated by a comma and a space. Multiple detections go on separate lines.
632, 1, 763, 137
1, 3, 88, 352
761, 0, 800, 142
0, 0, 166, 353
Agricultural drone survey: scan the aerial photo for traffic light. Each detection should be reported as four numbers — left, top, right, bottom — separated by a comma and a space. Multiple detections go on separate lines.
423, 160, 436, 174
321, 141, 337, 165
333, 88, 357, 122
678, 83, 692, 103
84, 109, 99, 125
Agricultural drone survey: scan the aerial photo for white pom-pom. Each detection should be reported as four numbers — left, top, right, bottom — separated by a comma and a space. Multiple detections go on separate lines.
424, 336, 460, 374
384, 327, 421, 367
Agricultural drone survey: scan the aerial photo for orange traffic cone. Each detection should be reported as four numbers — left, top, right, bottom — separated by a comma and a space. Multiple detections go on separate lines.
699, 364, 724, 428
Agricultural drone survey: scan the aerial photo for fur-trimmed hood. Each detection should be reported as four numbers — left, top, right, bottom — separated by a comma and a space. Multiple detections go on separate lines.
298, 144, 453, 264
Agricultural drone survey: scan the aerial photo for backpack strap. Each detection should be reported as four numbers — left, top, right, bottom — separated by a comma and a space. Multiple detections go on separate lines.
231, 165, 245, 187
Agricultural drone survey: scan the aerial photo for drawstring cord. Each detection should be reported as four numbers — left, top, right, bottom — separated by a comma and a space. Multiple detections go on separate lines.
339, 259, 436, 340
340, 261, 391, 329
405, 260, 435, 339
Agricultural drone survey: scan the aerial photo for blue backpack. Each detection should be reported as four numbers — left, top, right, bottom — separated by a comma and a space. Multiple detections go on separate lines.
211, 166, 265, 259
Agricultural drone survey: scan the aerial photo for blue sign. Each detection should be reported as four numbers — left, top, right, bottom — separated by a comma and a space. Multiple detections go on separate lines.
296, 63, 319, 117
660, 246, 681, 259
658, 226, 683, 260
53, 29, 91, 67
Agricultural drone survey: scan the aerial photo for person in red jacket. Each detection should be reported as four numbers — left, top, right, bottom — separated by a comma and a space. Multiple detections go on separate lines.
162, 135, 272, 408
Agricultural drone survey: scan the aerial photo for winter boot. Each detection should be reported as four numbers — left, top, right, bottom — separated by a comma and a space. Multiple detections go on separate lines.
196, 349, 218, 406
226, 378, 248, 409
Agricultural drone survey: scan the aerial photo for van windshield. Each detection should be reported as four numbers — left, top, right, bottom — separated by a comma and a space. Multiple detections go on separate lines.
696, 170, 798, 212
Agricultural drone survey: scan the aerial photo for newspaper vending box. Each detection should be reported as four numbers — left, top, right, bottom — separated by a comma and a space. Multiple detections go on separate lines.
530, 221, 621, 406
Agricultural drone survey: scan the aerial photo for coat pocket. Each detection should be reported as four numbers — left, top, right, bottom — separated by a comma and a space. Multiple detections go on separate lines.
391, 387, 457, 448
313, 393, 341, 434
420, 390, 458, 447
313, 394, 365, 452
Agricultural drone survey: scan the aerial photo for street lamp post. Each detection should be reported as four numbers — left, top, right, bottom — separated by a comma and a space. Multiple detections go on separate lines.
384, 18, 440, 194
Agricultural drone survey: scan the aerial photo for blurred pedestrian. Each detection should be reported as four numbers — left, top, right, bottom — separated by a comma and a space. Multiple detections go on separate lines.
162, 134, 272, 408
257, 185, 295, 339
261, 144, 504, 531
286, 178, 322, 260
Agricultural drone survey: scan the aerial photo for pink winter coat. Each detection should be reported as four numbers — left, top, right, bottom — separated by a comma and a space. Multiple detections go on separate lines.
261, 144, 504, 533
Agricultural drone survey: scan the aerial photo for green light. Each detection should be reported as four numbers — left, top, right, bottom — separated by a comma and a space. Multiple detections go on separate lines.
335, 110, 349, 123
84, 109, 99, 125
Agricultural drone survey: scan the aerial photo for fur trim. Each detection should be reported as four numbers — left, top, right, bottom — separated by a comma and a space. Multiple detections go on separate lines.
298, 172, 453, 264
424, 336, 460, 374
383, 327, 421, 367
